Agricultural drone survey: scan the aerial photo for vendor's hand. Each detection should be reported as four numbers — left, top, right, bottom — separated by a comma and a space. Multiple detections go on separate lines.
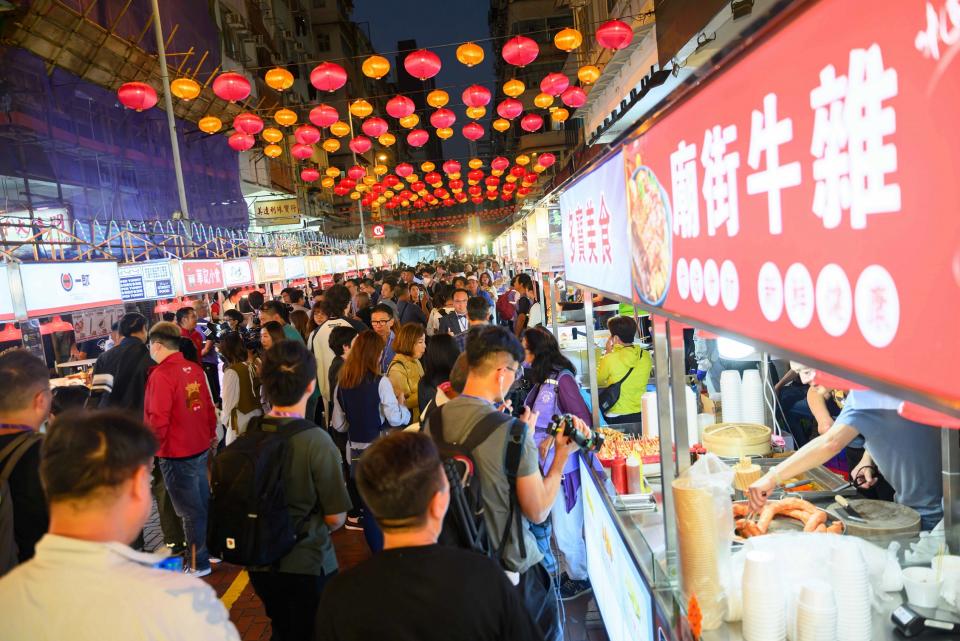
538, 435, 555, 461
817, 417, 834, 435
747, 474, 778, 512
852, 460, 878, 489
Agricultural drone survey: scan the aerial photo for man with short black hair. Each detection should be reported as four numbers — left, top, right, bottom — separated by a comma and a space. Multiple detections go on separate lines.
424, 327, 585, 641
370, 304, 396, 373
314, 431, 542, 641
92, 312, 152, 413
454, 296, 491, 351
0, 410, 240, 639
288, 289, 309, 314
176, 306, 203, 363
144, 321, 217, 577
251, 341, 350, 640
378, 278, 399, 314
514, 274, 541, 336
439, 288, 470, 338
0, 350, 51, 570
395, 283, 427, 326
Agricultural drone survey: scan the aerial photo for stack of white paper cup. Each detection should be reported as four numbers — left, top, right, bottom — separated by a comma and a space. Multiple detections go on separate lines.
741, 369, 765, 424
795, 579, 837, 641
831, 541, 872, 641
742, 550, 786, 641
720, 370, 743, 423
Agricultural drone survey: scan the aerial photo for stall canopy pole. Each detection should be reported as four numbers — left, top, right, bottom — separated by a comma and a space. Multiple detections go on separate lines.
653, 316, 678, 565
150, 0, 189, 219
583, 290, 601, 429
548, 272, 559, 340
668, 322, 692, 477
943, 430, 960, 554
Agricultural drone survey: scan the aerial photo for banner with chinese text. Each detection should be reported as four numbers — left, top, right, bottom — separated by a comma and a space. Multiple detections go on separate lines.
179, 260, 224, 295
21, 262, 122, 316
559, 150, 632, 299
619, 0, 960, 403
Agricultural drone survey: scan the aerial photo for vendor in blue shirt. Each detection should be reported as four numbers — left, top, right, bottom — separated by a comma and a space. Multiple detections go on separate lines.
748, 389, 943, 530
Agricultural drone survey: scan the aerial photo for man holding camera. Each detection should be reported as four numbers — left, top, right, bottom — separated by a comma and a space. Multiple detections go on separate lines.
424, 326, 589, 641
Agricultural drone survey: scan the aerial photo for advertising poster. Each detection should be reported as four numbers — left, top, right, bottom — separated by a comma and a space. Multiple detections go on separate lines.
118, 261, 175, 301
559, 149, 632, 299
179, 260, 224, 295
20, 261, 122, 316
255, 257, 284, 283
581, 465, 654, 641
223, 259, 254, 288
282, 256, 306, 280
72, 305, 126, 342
618, 0, 960, 403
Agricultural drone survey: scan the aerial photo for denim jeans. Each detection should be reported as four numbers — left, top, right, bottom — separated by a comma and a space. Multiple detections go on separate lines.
159, 452, 210, 570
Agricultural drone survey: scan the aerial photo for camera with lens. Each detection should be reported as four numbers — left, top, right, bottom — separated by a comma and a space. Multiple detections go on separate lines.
547, 414, 604, 452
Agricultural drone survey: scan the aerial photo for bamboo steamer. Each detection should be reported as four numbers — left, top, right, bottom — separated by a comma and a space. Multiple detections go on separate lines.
702, 422, 771, 458
733, 456, 763, 491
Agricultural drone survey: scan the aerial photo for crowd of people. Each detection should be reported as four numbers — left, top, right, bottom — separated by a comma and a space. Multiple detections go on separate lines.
0, 257, 656, 641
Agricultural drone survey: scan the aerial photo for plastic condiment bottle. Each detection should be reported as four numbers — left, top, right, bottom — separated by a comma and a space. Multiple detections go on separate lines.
626, 454, 644, 495
611, 457, 628, 494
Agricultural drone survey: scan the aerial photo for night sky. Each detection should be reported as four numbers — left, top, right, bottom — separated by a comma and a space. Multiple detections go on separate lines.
351, 0, 497, 160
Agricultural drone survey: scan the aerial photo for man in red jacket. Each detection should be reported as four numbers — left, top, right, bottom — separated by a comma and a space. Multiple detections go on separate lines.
144, 321, 217, 577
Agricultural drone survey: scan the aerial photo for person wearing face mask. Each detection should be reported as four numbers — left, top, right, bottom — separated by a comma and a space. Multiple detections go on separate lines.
0, 350, 52, 573
0, 410, 240, 640
143, 322, 218, 577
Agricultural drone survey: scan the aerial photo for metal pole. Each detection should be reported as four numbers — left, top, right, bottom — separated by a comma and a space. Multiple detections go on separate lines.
150, 0, 189, 219
943, 429, 960, 554
652, 316, 678, 571
583, 290, 601, 429
345, 109, 366, 243
668, 321, 691, 476
549, 271, 559, 340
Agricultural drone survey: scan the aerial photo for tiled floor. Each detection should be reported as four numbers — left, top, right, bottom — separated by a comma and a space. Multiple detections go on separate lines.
204, 528, 608, 641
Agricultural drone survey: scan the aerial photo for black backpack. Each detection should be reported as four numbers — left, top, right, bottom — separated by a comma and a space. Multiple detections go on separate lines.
0, 432, 42, 577
428, 405, 526, 566
207, 416, 319, 567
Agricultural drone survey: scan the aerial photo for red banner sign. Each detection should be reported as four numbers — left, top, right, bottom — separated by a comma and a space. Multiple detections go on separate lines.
620, 0, 960, 404
179, 260, 224, 294
372, 224, 386, 239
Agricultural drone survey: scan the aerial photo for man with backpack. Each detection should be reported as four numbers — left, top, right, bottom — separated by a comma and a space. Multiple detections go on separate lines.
209, 340, 350, 641
424, 326, 587, 641
514, 273, 543, 336
314, 431, 542, 641
496, 276, 518, 327
0, 350, 51, 575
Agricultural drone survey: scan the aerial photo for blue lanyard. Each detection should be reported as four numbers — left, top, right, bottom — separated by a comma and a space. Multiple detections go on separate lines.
0, 423, 34, 433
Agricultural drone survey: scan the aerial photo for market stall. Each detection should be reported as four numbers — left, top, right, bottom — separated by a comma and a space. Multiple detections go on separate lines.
546, 0, 960, 639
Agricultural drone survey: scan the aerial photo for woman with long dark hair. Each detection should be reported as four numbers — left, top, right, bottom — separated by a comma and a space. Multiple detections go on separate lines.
418, 333, 460, 416
522, 326, 594, 600
218, 332, 262, 444
331, 330, 410, 553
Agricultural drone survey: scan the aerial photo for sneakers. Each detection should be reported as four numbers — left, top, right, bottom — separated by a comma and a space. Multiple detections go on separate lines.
344, 515, 364, 531
558, 575, 592, 601
208, 556, 222, 564
184, 566, 212, 579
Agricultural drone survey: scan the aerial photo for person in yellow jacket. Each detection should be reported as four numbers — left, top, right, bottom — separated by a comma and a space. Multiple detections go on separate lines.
596, 315, 653, 426
387, 323, 426, 421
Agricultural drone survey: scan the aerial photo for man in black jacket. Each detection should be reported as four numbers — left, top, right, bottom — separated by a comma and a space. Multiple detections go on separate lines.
92, 313, 152, 414
394, 284, 427, 327
438, 288, 470, 338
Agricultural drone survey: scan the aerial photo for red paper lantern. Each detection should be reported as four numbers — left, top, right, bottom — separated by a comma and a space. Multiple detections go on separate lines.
361, 117, 389, 137
403, 49, 442, 80
294, 124, 321, 145
212, 73, 251, 102
291, 143, 314, 160
520, 113, 544, 132
495, 99, 522, 121
442, 160, 461, 175
347, 165, 367, 180
309, 104, 339, 128
561, 86, 588, 108
462, 122, 485, 141
228, 132, 255, 152
502, 35, 539, 67
461, 84, 492, 108
525, 171, 539, 183
503, 182, 516, 192
449, 179, 464, 190
491, 157, 510, 172
540, 73, 570, 97
596, 19, 633, 50
349, 136, 372, 154
406, 129, 430, 147
395, 163, 414, 177
538, 152, 556, 168
310, 62, 348, 92
468, 185, 482, 196
411, 181, 426, 192
429, 108, 456, 129
510, 165, 527, 177
384, 174, 401, 187
233, 112, 264, 135
117, 82, 158, 111
517, 186, 532, 196
341, 178, 357, 190
301, 167, 320, 182
334, 185, 350, 196
471, 196, 484, 204
485, 176, 500, 187
425, 172, 442, 185
386, 95, 416, 119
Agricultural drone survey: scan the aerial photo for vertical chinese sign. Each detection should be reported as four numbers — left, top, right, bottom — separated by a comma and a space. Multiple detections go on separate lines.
617, 0, 960, 403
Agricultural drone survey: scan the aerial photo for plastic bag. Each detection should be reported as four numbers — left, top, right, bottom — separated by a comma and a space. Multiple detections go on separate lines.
671, 452, 735, 630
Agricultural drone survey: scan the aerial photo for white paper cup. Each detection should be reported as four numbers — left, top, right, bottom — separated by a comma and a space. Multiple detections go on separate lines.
932, 555, 960, 603
903, 566, 943, 608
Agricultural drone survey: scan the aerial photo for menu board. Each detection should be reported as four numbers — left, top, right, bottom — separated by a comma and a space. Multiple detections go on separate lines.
73, 305, 126, 342
560, 150, 632, 299
20, 261, 122, 316
305, 256, 326, 278
222, 259, 254, 288
282, 256, 306, 280
179, 259, 224, 295
581, 466, 653, 641
254, 257, 284, 283
331, 255, 353, 273
356, 254, 370, 269
0, 264, 15, 321
118, 261, 175, 301
612, 0, 960, 404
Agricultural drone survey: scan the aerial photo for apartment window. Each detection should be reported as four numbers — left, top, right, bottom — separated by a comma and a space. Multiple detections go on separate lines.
317, 33, 331, 51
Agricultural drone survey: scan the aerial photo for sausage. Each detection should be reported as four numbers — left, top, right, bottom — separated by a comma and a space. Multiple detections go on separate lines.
803, 509, 828, 532
814, 524, 827, 533
825, 521, 843, 534
733, 503, 750, 518
778, 497, 817, 515
757, 503, 780, 533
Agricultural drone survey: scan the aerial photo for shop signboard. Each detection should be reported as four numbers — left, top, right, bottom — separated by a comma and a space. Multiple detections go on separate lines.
253, 198, 300, 226
559, 149, 632, 300
223, 259, 254, 288
371, 223, 386, 239
305, 255, 326, 278
118, 261, 175, 301
357, 254, 370, 269
0, 207, 72, 259
332, 255, 354, 273
0, 264, 15, 321
282, 256, 306, 280
254, 257, 284, 283
72, 305, 126, 342
618, 0, 960, 404
581, 466, 654, 641
20, 261, 123, 316
179, 260, 224, 295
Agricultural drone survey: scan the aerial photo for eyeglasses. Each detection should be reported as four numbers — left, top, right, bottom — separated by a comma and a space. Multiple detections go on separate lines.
371, 319, 391, 326
499, 364, 520, 376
